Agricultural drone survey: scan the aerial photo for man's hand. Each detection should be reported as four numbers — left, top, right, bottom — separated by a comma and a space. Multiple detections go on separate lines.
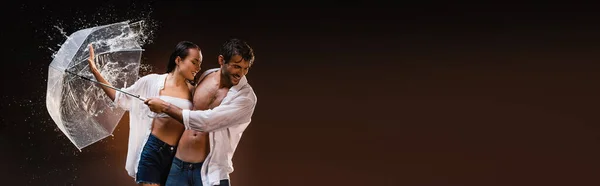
144, 97, 170, 113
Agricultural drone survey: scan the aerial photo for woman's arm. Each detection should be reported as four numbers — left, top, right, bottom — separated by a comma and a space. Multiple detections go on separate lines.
87, 44, 116, 101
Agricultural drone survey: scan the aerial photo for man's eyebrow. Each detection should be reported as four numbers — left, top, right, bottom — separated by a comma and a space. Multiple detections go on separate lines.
232, 58, 244, 63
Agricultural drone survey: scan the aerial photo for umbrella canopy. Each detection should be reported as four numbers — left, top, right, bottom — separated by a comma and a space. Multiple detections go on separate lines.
46, 21, 144, 150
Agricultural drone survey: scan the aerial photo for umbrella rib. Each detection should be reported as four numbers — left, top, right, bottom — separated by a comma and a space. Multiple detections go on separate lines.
66, 80, 81, 109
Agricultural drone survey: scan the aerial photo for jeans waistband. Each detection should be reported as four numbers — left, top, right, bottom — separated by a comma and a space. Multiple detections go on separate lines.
173, 157, 204, 170
148, 134, 177, 151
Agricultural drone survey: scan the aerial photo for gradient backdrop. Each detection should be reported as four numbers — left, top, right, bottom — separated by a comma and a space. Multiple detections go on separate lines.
1, 2, 599, 186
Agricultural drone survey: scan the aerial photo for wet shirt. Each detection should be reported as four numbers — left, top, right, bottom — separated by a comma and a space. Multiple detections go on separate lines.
113, 73, 180, 178
182, 68, 258, 186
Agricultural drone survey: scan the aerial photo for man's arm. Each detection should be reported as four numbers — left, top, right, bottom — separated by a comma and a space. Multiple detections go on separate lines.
145, 95, 256, 132
183, 97, 255, 132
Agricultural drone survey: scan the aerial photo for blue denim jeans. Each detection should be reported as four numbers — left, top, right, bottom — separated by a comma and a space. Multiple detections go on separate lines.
136, 134, 177, 185
165, 157, 230, 186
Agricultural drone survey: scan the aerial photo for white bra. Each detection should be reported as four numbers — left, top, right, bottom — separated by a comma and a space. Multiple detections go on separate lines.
148, 95, 193, 118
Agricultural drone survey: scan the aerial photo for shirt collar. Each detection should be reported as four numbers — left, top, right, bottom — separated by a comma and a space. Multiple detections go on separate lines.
156, 73, 168, 90
231, 75, 248, 92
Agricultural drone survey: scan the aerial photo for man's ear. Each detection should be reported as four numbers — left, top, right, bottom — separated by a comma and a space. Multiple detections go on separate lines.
218, 55, 224, 66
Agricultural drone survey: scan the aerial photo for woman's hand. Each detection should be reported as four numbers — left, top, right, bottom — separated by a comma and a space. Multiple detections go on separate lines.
87, 44, 99, 72
145, 97, 170, 114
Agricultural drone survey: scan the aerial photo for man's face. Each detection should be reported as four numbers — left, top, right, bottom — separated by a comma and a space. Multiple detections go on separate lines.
220, 54, 250, 86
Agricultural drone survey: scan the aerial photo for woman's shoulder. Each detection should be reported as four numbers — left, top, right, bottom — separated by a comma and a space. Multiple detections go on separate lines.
139, 73, 167, 80
135, 73, 162, 85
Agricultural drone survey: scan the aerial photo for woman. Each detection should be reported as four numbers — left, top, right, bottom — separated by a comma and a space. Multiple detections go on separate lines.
87, 41, 201, 185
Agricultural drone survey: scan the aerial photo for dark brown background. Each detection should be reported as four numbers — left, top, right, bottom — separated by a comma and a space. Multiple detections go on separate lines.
1, 1, 599, 186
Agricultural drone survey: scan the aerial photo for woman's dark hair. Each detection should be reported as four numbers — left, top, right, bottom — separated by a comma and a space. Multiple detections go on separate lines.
166, 41, 199, 73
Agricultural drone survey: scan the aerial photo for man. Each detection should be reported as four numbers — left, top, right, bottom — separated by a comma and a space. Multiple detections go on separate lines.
145, 38, 256, 186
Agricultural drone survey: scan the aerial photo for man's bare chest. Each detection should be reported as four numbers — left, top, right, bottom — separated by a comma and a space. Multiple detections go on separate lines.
193, 82, 229, 110
206, 87, 228, 109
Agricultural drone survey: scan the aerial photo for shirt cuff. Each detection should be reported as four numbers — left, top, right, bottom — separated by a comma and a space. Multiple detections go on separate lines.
182, 109, 190, 129
113, 91, 122, 105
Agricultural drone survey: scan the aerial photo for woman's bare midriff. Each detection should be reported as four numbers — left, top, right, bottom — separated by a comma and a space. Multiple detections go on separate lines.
174, 130, 210, 163
150, 117, 186, 146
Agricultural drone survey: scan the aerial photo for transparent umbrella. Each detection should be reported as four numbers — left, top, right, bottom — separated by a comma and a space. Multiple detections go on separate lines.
46, 21, 145, 151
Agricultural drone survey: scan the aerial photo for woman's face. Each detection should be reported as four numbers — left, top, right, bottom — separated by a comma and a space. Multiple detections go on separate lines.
176, 48, 202, 81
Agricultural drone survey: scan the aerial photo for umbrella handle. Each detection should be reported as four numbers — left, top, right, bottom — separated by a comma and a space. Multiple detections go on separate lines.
138, 96, 147, 102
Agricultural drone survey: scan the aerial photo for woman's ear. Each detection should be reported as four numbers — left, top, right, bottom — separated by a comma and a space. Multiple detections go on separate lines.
175, 56, 182, 65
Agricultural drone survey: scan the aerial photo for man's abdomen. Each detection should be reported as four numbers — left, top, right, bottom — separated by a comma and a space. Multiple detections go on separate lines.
174, 130, 210, 163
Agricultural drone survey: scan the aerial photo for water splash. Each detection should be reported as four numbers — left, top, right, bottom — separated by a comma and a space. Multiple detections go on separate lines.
139, 63, 155, 76
7, 3, 162, 184
129, 20, 157, 46
39, 10, 158, 152
53, 25, 69, 38
32, 2, 159, 69
46, 21, 146, 150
